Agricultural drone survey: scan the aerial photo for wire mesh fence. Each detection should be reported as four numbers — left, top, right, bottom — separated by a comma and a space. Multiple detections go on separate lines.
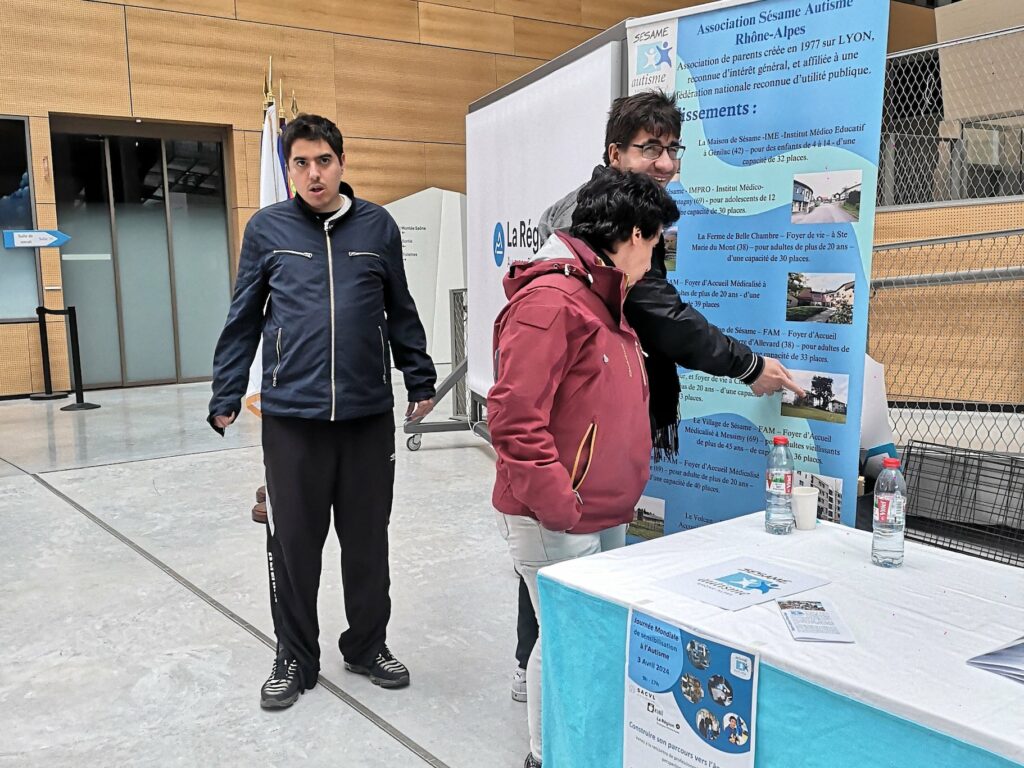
869, 230, 1024, 565
881, 26, 1024, 208
450, 288, 469, 419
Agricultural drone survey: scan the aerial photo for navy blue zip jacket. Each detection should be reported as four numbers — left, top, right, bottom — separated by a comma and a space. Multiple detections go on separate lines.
209, 182, 436, 424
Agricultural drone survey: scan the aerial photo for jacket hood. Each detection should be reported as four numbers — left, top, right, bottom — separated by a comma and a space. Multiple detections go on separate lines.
502, 232, 628, 322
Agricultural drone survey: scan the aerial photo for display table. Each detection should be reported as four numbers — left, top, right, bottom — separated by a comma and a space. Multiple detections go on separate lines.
537, 514, 1024, 767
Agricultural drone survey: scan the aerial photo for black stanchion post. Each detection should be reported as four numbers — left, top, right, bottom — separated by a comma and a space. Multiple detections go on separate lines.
61, 306, 100, 412
29, 306, 68, 401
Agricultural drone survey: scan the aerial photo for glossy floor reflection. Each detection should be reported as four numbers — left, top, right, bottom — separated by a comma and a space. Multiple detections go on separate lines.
0, 380, 527, 767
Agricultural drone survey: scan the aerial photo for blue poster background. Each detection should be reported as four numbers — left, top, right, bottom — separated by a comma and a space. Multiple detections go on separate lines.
631, 0, 890, 536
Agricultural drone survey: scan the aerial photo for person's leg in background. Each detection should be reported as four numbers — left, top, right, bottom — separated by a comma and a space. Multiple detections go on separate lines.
513, 574, 538, 702
497, 513, 601, 766
261, 415, 337, 708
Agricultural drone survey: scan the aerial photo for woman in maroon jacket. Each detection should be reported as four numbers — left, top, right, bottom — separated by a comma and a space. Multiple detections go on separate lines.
489, 168, 679, 768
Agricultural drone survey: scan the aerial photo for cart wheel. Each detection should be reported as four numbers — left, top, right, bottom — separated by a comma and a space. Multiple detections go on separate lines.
407, 434, 422, 452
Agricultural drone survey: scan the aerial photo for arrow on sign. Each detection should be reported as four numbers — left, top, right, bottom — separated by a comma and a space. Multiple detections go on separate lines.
3, 230, 72, 248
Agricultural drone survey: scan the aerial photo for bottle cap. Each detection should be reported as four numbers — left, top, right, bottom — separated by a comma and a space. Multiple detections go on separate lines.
882, 457, 901, 468
772, 436, 788, 445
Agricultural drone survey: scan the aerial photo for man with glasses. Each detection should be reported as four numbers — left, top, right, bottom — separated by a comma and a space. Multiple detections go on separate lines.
504, 91, 803, 708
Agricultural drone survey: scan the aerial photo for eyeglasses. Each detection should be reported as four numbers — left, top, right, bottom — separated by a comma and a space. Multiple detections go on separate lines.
620, 142, 686, 161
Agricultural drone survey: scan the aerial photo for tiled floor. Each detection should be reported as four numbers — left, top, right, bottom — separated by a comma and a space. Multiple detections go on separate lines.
0, 379, 528, 767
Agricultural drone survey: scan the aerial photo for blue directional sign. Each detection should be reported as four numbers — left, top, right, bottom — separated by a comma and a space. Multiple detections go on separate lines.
3, 230, 71, 248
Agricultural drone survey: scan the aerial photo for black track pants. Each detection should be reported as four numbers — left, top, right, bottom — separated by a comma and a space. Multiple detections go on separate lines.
262, 411, 396, 686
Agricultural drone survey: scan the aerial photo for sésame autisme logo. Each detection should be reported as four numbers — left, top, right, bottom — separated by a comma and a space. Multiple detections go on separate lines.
632, 23, 675, 91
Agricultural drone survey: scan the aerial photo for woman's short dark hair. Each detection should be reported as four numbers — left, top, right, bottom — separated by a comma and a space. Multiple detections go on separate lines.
603, 91, 682, 165
282, 114, 344, 162
569, 168, 679, 254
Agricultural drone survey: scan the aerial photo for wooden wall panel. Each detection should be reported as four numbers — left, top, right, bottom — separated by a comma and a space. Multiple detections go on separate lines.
869, 282, 1024, 403
36, 204, 57, 232
127, 8, 336, 131
496, 54, 544, 87
39, 249, 62, 290
427, 0, 495, 10
244, 131, 262, 209
875, 201, 1024, 245
0, 0, 130, 118
228, 130, 249, 209
496, 0, 581, 26
424, 143, 467, 193
0, 324, 33, 396
237, 0, 419, 44
888, 2, 935, 52
934, 0, 1010, 43
513, 17, 597, 60
582, 0, 701, 30
28, 118, 54, 206
419, 4, 515, 55
116, 0, 236, 17
344, 139, 427, 205
335, 36, 496, 144
27, 320, 71, 394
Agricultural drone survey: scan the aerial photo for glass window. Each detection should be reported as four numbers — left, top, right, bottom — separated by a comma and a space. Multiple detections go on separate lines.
0, 118, 38, 319
165, 139, 231, 379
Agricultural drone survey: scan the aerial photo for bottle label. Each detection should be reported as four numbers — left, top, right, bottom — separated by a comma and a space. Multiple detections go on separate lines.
766, 469, 792, 494
874, 494, 905, 524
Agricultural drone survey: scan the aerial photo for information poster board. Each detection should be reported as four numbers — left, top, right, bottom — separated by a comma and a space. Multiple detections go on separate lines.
626, 0, 890, 537
625, 610, 759, 768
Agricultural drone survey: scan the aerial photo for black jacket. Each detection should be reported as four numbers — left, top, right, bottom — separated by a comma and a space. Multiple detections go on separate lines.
209, 183, 436, 424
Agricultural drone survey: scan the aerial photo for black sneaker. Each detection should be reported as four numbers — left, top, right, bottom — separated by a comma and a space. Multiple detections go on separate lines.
344, 644, 410, 689
524, 753, 542, 768
260, 656, 303, 709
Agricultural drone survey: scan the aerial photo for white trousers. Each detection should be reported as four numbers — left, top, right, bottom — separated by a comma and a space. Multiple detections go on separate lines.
496, 512, 627, 761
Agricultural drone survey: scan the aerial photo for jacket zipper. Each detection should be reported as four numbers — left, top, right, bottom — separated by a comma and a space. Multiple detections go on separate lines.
349, 251, 381, 259
273, 249, 313, 258
634, 341, 648, 387
570, 422, 598, 499
620, 342, 633, 378
325, 221, 336, 421
378, 325, 388, 384
272, 328, 282, 387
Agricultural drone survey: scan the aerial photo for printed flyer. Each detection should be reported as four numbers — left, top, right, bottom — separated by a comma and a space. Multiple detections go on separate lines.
626, 0, 890, 540
625, 610, 759, 768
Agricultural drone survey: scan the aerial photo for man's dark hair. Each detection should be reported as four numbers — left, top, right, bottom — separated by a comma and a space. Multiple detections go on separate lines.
602, 91, 682, 165
282, 114, 344, 162
569, 168, 679, 254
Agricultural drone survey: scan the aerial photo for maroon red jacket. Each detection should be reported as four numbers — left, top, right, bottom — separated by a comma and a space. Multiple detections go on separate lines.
488, 232, 652, 534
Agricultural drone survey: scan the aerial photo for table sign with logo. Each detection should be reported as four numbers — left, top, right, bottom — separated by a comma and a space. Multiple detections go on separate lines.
657, 556, 829, 611
624, 610, 759, 768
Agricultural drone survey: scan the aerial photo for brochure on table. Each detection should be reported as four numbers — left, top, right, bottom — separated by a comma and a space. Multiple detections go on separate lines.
968, 637, 1024, 685
625, 610, 759, 768
625, 0, 890, 542
657, 556, 829, 611
777, 598, 855, 643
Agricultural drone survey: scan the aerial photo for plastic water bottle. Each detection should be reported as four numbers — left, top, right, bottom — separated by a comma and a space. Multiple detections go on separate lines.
765, 436, 795, 535
872, 457, 907, 567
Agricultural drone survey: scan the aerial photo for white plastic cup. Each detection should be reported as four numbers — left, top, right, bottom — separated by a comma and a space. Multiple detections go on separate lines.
792, 487, 819, 531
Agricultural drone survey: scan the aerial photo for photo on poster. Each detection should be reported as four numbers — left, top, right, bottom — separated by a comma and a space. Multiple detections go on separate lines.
781, 370, 849, 425
724, 713, 750, 746
664, 226, 678, 273
793, 471, 843, 523
791, 170, 863, 225
786, 272, 855, 324
630, 494, 666, 540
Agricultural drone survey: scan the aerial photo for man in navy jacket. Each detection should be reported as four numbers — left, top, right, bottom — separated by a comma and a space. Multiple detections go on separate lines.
209, 114, 436, 709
